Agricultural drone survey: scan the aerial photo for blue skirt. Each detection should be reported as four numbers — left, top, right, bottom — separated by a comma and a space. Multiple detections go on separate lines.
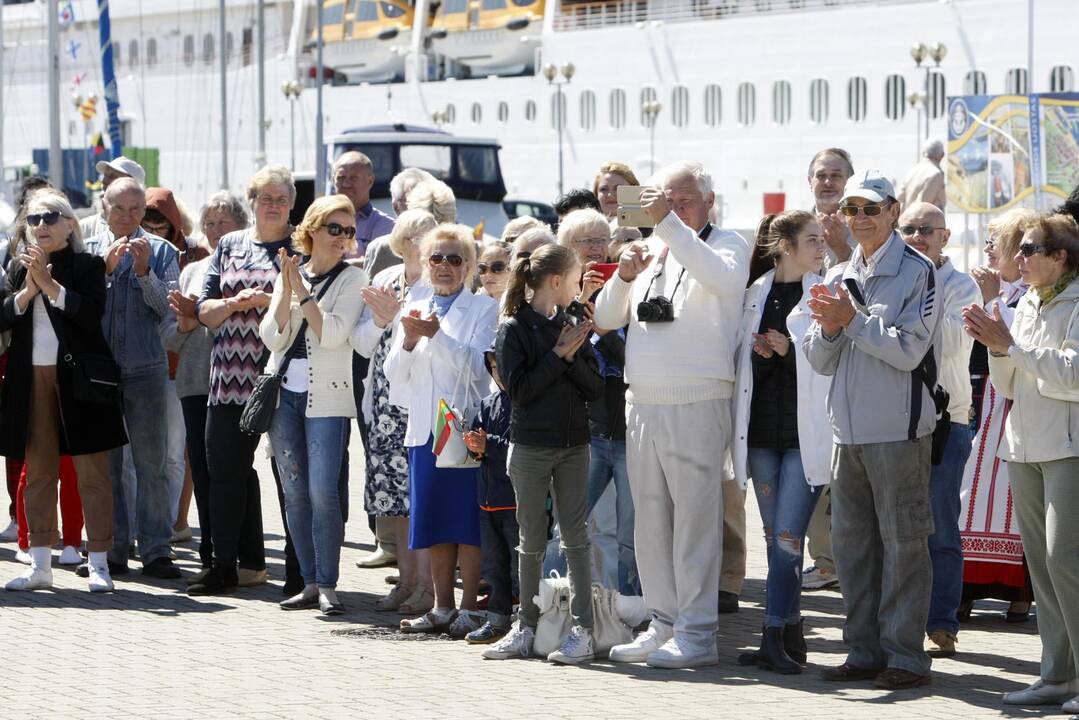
408, 437, 481, 549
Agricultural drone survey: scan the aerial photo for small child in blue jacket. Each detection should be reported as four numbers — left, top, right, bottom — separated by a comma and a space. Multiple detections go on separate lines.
463, 349, 519, 644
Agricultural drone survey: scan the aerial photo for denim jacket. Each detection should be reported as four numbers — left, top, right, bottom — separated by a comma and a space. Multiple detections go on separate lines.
85, 227, 180, 373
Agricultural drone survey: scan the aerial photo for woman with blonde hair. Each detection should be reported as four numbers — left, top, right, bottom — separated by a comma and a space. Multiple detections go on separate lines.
477, 240, 513, 305
352, 209, 437, 615
593, 162, 640, 220
261, 194, 368, 615
1, 189, 127, 592
385, 224, 498, 636
406, 179, 457, 224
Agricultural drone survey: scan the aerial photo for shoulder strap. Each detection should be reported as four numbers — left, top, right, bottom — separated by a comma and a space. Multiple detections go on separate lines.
273, 262, 349, 378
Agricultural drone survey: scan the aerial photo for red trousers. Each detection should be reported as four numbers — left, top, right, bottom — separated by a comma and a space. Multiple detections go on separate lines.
11, 456, 83, 549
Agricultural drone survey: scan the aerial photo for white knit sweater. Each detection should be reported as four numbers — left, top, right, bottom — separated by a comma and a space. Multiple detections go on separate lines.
594, 212, 750, 405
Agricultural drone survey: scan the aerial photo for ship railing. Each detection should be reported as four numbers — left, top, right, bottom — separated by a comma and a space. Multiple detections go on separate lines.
554, 0, 933, 31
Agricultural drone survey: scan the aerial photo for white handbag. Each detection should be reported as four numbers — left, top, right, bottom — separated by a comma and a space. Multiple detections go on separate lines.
532, 572, 634, 658
1035, 300, 1079, 403
433, 334, 481, 470
590, 583, 634, 657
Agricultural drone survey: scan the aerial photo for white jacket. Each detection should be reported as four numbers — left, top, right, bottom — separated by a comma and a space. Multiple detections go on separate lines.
383, 288, 499, 447
936, 259, 980, 422
732, 271, 832, 488
989, 278, 1079, 463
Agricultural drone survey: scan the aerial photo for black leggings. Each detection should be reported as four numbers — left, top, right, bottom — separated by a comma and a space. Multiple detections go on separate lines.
205, 403, 265, 574
180, 395, 212, 567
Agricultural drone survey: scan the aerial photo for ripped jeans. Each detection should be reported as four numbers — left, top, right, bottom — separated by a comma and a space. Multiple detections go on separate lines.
747, 448, 822, 629
268, 389, 349, 589
509, 443, 594, 630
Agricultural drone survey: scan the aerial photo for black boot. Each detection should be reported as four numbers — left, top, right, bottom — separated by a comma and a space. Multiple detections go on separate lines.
758, 626, 802, 674
783, 619, 808, 664
737, 627, 765, 666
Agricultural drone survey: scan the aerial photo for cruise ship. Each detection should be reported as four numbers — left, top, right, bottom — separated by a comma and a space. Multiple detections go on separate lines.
0, 0, 1075, 248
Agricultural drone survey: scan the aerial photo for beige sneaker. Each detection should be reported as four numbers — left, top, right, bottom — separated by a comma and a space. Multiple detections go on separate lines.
927, 629, 957, 657
237, 568, 268, 587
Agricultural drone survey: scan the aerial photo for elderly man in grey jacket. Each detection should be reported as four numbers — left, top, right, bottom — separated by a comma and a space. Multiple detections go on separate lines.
803, 170, 942, 690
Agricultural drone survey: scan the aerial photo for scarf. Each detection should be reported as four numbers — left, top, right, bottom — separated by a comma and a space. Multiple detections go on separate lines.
1035, 270, 1078, 305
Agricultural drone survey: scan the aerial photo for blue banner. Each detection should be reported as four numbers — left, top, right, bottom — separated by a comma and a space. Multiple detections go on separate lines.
97, 0, 123, 158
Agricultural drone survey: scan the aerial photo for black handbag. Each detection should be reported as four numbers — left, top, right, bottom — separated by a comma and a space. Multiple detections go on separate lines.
63, 351, 122, 405
239, 263, 347, 436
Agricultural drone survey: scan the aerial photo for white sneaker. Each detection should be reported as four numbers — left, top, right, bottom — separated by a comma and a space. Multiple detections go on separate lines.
646, 636, 720, 669
609, 623, 673, 663
482, 623, 535, 660
58, 546, 82, 565
87, 564, 114, 593
0, 517, 17, 542
548, 625, 595, 665
1003, 679, 1079, 706
4, 567, 53, 591
802, 565, 839, 590
15, 548, 32, 565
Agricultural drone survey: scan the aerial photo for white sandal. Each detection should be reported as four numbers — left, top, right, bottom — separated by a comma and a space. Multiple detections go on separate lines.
400, 608, 457, 634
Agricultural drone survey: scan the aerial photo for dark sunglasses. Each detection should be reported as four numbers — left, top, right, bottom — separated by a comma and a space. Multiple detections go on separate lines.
27, 211, 61, 227
899, 224, 946, 237
429, 253, 464, 267
839, 204, 887, 217
477, 261, 507, 275
325, 222, 356, 239
1017, 243, 1047, 258
515, 251, 531, 260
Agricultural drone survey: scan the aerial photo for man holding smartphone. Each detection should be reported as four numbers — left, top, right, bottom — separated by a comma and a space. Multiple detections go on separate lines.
595, 162, 750, 668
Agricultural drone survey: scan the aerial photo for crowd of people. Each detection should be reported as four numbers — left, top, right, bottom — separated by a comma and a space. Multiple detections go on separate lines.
2, 144, 1079, 709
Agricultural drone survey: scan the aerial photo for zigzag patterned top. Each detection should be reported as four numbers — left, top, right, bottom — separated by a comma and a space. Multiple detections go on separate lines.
199, 229, 295, 406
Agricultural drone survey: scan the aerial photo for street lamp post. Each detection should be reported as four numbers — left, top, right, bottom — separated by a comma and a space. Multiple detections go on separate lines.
910, 41, 948, 141
543, 61, 574, 196
642, 99, 662, 173
281, 81, 302, 171
907, 92, 925, 160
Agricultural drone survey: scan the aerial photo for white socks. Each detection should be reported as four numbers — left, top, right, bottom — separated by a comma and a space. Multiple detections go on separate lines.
4, 547, 53, 591
87, 551, 113, 593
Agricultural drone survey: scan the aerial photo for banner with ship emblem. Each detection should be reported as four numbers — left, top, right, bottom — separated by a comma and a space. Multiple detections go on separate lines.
946, 92, 1079, 213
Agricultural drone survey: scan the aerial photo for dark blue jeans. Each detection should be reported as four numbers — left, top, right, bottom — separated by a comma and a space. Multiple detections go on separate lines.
927, 422, 974, 635
480, 509, 520, 626
747, 447, 822, 628
586, 437, 640, 596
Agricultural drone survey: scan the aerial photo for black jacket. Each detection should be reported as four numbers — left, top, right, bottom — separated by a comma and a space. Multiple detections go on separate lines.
471, 389, 515, 509
747, 281, 801, 450
0, 246, 128, 459
587, 330, 627, 441
495, 303, 604, 448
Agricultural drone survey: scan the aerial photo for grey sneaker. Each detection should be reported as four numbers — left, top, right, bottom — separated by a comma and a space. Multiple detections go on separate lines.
482, 623, 535, 660
802, 565, 839, 590
548, 625, 595, 665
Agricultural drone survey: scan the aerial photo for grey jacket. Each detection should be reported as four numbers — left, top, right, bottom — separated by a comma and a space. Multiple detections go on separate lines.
803, 232, 941, 445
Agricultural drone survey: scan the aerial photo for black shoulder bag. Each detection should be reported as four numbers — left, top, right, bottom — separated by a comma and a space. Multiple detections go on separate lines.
46, 294, 122, 407
239, 263, 347, 436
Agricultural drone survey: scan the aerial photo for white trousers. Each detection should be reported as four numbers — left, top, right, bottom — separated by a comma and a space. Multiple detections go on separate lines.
626, 397, 731, 645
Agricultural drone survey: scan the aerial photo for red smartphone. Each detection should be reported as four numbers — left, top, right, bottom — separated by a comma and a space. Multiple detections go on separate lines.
592, 263, 619, 282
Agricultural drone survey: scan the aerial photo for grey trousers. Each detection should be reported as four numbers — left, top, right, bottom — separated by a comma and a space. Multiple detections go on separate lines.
1009, 457, 1079, 683
832, 436, 933, 675
509, 443, 594, 630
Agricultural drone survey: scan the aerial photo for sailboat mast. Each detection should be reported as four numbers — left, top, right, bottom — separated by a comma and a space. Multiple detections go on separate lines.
256, 0, 266, 168
219, 0, 229, 188
47, 0, 61, 186
1, 0, 5, 198
315, 2, 325, 196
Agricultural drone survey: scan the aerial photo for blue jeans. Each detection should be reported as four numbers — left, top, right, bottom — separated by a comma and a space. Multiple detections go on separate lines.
109, 365, 172, 565
927, 422, 974, 635
268, 389, 348, 588
586, 437, 640, 596
747, 447, 822, 628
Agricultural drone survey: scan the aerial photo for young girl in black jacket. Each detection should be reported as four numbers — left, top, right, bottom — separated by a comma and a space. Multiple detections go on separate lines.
485, 243, 604, 665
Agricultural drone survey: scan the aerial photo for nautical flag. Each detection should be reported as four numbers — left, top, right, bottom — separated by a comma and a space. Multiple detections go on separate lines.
59, 2, 75, 28
90, 132, 106, 157
432, 399, 456, 455
79, 96, 98, 121
473, 220, 485, 240
67, 40, 81, 60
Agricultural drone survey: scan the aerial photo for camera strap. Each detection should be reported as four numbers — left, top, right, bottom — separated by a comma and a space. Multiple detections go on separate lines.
641, 223, 712, 302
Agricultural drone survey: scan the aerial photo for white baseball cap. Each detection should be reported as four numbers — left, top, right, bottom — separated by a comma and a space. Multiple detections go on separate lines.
840, 169, 896, 204
95, 155, 146, 186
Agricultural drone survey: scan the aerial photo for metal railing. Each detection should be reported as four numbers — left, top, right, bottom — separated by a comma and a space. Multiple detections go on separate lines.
554, 0, 934, 31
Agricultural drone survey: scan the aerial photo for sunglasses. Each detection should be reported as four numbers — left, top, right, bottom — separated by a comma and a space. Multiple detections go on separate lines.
26, 211, 62, 227
515, 251, 531, 260
325, 222, 356, 239
899, 224, 945, 237
1017, 243, 1047, 258
984, 238, 996, 249
429, 253, 464, 267
573, 237, 609, 247
477, 261, 507, 275
839, 203, 888, 217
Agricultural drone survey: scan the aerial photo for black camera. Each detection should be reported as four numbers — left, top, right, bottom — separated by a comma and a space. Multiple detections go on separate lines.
563, 300, 588, 325
636, 296, 675, 322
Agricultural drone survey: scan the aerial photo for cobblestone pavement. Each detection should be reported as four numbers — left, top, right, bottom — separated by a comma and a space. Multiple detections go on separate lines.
0, 434, 1051, 719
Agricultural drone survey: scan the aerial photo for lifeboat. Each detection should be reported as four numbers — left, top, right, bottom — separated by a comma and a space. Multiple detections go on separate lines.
428, 0, 544, 77
311, 0, 415, 83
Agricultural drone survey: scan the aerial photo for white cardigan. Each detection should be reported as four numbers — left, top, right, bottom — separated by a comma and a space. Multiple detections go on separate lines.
732, 270, 832, 488
383, 288, 499, 447
259, 264, 369, 418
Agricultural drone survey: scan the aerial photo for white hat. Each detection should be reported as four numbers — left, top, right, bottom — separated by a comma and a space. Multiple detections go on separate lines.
95, 155, 146, 186
840, 169, 896, 204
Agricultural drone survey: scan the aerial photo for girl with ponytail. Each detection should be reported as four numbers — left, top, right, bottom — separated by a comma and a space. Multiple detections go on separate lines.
485, 243, 605, 664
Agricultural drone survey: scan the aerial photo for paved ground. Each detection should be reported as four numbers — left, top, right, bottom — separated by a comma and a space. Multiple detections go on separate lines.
0, 432, 1052, 719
